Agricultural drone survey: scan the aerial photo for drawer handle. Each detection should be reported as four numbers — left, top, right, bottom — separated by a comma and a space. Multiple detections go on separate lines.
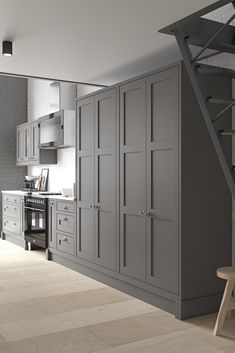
14, 199, 17, 202
62, 237, 68, 242
63, 217, 68, 222
14, 207, 17, 211
14, 223, 17, 226
64, 206, 68, 210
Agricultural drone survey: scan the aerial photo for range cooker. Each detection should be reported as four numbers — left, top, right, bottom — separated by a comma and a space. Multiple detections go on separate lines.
24, 196, 48, 249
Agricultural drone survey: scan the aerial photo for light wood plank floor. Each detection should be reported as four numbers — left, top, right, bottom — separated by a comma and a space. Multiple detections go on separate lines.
0, 240, 235, 353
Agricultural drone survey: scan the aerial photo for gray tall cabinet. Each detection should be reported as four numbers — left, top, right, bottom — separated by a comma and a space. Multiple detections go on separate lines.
50, 61, 231, 320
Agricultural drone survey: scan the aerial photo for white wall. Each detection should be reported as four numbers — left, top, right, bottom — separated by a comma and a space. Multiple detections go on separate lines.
27, 78, 101, 192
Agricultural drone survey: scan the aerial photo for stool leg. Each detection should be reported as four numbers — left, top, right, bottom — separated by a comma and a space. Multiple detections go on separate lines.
214, 280, 234, 336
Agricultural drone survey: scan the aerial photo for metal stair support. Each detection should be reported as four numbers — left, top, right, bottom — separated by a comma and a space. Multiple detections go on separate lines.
174, 28, 235, 199
159, 0, 235, 199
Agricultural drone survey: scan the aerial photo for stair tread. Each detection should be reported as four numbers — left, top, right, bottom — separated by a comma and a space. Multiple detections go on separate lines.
197, 64, 235, 79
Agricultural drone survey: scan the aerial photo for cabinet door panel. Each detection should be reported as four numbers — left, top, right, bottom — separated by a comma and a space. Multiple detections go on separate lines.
31, 122, 39, 161
48, 201, 55, 248
23, 125, 30, 160
16, 126, 24, 163
77, 97, 95, 262
94, 89, 116, 270
146, 67, 179, 293
121, 214, 146, 281
78, 208, 94, 261
79, 156, 93, 202
149, 219, 178, 290
120, 79, 146, 281
124, 151, 145, 208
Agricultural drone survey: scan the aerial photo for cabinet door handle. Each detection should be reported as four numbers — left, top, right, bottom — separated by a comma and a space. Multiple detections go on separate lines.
93, 205, 100, 210
64, 206, 68, 210
138, 210, 146, 216
59, 219, 61, 225
63, 217, 68, 222
14, 207, 17, 211
89, 205, 93, 209
62, 237, 68, 242
146, 211, 153, 218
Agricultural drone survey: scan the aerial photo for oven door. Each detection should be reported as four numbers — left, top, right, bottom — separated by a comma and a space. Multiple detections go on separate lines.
24, 206, 47, 248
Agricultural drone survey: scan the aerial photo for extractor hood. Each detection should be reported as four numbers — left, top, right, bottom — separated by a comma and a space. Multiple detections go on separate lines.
38, 110, 75, 149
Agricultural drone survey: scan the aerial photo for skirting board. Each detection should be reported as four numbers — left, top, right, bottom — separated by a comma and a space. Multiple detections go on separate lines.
175, 294, 223, 320
51, 253, 176, 316
52, 252, 223, 320
1, 232, 24, 248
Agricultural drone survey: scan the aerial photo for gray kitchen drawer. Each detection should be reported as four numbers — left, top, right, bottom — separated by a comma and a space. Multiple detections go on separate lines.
3, 194, 20, 204
3, 217, 21, 235
56, 201, 75, 214
56, 233, 75, 256
56, 213, 75, 235
3, 203, 21, 219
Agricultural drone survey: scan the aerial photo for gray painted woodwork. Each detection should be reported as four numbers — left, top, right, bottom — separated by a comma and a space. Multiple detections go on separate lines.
146, 67, 179, 294
94, 89, 116, 270
120, 78, 146, 281
48, 200, 56, 249
31, 121, 39, 161
76, 96, 95, 262
16, 121, 57, 166
50, 61, 231, 320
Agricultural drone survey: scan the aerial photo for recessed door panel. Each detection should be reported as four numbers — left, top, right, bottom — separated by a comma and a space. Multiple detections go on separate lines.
98, 154, 114, 206
151, 78, 175, 142
121, 214, 146, 281
78, 208, 94, 261
97, 210, 115, 269
121, 79, 145, 146
152, 149, 174, 214
79, 156, 93, 202
124, 151, 145, 208
98, 97, 115, 148
148, 219, 178, 292
79, 103, 93, 151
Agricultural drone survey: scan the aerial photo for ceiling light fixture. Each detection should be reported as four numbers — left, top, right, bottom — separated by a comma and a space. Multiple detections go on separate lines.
2, 41, 13, 56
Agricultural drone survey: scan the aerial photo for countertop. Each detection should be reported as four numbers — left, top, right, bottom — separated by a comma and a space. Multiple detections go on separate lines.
1, 190, 76, 202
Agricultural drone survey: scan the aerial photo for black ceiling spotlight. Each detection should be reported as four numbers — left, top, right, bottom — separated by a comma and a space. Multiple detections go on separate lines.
2, 41, 13, 56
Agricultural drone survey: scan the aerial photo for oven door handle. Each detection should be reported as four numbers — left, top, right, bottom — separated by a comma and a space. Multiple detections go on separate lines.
24, 206, 45, 212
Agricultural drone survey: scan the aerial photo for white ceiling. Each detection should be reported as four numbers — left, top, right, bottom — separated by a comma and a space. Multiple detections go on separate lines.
0, 0, 217, 85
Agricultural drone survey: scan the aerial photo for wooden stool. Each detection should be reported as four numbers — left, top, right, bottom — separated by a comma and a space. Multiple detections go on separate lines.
214, 267, 235, 336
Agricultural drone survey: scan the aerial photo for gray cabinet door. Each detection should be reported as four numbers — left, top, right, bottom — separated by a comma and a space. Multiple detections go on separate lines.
16, 126, 24, 163
94, 88, 116, 271
76, 97, 95, 262
48, 200, 56, 248
146, 67, 179, 294
120, 78, 147, 281
31, 122, 39, 161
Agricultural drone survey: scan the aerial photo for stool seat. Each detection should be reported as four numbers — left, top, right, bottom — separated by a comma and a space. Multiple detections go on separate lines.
214, 266, 235, 336
217, 267, 235, 281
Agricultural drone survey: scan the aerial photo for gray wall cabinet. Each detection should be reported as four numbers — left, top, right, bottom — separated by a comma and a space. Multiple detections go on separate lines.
16, 121, 57, 166
49, 61, 231, 320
